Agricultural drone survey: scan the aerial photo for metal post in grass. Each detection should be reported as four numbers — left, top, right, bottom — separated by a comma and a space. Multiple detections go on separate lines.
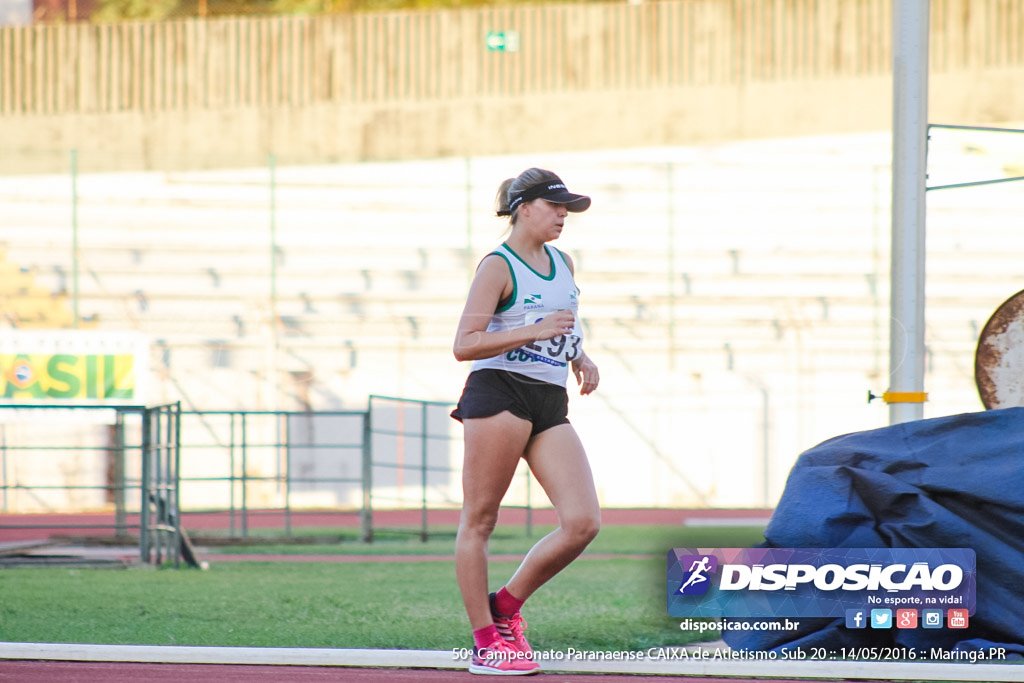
420, 401, 428, 542
229, 412, 238, 537
166, 403, 182, 568
283, 412, 292, 537
241, 412, 249, 537
153, 407, 166, 565
140, 407, 152, 564
361, 408, 373, 543
112, 409, 127, 537
173, 404, 182, 567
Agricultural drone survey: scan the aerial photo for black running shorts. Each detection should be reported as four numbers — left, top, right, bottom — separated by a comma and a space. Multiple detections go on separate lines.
451, 368, 570, 437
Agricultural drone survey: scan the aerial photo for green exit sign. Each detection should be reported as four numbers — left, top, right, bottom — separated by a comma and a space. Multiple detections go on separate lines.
485, 30, 520, 53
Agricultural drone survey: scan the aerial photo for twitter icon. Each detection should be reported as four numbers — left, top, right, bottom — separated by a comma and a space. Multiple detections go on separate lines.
870, 609, 893, 629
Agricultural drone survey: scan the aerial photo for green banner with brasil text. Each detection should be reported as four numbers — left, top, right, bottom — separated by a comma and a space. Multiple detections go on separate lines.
1, 353, 135, 400
0, 332, 148, 404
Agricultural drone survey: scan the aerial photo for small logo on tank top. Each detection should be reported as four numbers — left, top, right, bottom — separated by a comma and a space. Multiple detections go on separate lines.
524, 293, 544, 311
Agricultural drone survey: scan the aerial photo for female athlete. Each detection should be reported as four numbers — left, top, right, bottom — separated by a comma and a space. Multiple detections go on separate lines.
451, 167, 602, 675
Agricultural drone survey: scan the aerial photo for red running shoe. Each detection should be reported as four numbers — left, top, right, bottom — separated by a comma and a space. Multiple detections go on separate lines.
468, 636, 540, 676
493, 610, 532, 655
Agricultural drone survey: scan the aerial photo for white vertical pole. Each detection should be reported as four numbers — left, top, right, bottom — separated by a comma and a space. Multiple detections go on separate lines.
889, 0, 930, 424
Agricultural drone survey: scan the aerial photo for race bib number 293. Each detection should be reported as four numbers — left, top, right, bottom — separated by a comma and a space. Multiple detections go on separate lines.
508, 334, 581, 366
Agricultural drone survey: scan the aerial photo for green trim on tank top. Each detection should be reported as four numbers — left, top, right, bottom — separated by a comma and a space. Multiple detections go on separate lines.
501, 242, 557, 281
490, 251, 517, 313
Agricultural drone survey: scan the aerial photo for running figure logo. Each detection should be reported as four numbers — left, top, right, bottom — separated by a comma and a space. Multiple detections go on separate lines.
677, 555, 718, 595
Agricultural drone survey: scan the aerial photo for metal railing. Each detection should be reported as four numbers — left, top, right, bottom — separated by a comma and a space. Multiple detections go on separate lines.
174, 408, 371, 540
367, 395, 469, 542
0, 397, 532, 560
0, 402, 184, 566
140, 402, 182, 566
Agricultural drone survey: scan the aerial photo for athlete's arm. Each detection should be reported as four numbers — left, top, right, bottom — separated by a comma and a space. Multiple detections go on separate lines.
453, 255, 575, 362
571, 349, 599, 395
562, 252, 599, 394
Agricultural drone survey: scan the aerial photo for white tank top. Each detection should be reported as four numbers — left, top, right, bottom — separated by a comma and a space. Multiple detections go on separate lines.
471, 243, 583, 386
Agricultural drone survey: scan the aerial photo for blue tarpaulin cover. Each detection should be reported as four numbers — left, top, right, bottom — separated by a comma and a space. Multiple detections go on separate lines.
722, 407, 1024, 657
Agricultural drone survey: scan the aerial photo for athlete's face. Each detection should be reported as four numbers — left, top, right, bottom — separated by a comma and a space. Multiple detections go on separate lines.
523, 199, 569, 240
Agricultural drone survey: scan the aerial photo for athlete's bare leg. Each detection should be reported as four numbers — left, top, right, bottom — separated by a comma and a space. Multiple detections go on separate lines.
455, 412, 533, 630
505, 423, 601, 601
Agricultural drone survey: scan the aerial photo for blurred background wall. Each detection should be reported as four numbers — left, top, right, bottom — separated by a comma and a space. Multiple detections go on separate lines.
2, 0, 1023, 172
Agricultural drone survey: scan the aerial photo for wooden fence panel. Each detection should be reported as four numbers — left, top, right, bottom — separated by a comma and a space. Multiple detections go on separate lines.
9, 26, 23, 113
1, 0, 1023, 118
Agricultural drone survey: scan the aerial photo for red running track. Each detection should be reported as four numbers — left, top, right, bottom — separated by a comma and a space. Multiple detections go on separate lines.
0, 508, 774, 543
0, 661, 880, 683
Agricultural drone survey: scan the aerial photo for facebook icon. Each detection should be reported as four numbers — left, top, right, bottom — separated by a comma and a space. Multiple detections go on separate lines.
845, 609, 867, 629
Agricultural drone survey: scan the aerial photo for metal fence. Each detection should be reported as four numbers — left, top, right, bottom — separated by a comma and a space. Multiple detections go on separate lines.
174, 408, 371, 539
173, 396, 535, 542
365, 395, 538, 541
366, 396, 458, 541
140, 401, 182, 566
0, 396, 531, 561
0, 402, 184, 566
2, 0, 1023, 116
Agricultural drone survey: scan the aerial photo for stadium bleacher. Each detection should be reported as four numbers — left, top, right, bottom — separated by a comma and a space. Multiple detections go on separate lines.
1, 131, 1022, 507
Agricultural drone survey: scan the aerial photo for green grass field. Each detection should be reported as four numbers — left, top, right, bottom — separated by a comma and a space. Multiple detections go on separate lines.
0, 524, 765, 651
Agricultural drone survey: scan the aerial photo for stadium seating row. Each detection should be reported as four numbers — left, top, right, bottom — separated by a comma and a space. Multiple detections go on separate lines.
1, 138, 1022, 427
